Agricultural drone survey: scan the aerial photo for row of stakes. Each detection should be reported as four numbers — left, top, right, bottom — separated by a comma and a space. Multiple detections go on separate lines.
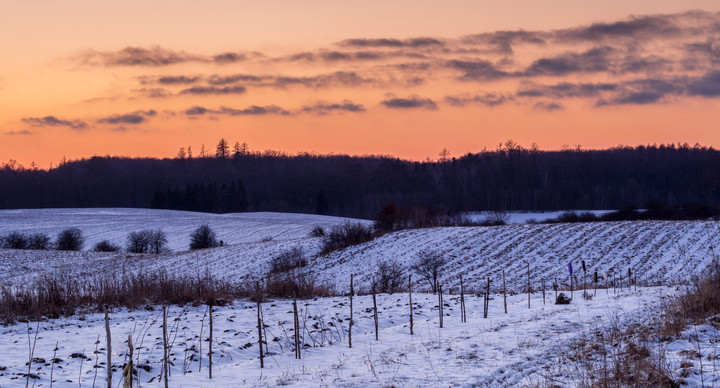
93, 265, 637, 388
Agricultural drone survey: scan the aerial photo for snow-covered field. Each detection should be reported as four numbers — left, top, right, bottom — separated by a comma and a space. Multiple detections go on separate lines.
1, 209, 718, 292
0, 208, 370, 252
1, 208, 719, 387
5, 285, 715, 387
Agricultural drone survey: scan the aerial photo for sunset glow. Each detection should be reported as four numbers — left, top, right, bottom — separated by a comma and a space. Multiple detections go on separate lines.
2, 0, 720, 167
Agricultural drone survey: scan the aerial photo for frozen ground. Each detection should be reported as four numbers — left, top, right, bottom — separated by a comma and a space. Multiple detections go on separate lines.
1, 210, 719, 293
0, 286, 694, 387
0, 208, 369, 252
1, 209, 719, 386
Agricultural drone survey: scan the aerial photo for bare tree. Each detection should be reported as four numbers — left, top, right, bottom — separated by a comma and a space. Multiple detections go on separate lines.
127, 230, 151, 253
150, 230, 168, 254
410, 249, 446, 293
127, 229, 168, 254
372, 259, 404, 294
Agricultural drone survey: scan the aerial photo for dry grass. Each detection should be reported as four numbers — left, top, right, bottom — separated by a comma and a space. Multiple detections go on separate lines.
0, 271, 247, 324
661, 260, 720, 337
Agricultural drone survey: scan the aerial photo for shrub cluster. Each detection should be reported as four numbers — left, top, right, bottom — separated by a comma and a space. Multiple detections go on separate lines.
263, 273, 331, 299
270, 247, 307, 273
0, 231, 51, 250
126, 229, 168, 254
190, 224, 219, 250
320, 222, 375, 253
93, 240, 121, 252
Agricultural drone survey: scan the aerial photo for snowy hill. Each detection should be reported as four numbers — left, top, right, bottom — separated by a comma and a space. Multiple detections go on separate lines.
1, 209, 717, 293
0, 209, 718, 386
0, 208, 370, 251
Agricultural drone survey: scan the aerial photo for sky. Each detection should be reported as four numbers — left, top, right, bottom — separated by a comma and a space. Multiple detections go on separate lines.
1, 1, 720, 168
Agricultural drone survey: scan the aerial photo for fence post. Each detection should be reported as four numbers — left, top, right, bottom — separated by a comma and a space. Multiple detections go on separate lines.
293, 296, 300, 359
349, 274, 353, 348
256, 281, 264, 368
163, 305, 170, 386
104, 307, 112, 388
484, 276, 490, 318
437, 282, 444, 328
527, 261, 531, 309
208, 303, 213, 380
503, 270, 507, 314
459, 274, 466, 323
409, 275, 414, 334
372, 286, 379, 340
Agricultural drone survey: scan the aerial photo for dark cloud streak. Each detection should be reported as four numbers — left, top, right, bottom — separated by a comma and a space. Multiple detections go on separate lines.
22, 116, 88, 130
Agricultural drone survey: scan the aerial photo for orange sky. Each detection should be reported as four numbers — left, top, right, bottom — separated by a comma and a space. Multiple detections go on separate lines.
2, 1, 720, 168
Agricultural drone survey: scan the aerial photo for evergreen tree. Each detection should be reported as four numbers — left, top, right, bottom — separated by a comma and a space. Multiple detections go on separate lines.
216, 138, 229, 159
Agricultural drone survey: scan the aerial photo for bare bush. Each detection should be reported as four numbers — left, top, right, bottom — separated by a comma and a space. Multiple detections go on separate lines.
94, 240, 121, 252
127, 229, 168, 253
56, 228, 84, 251
149, 230, 168, 254
190, 224, 219, 250
270, 247, 307, 273
0, 232, 51, 250
411, 249, 446, 293
484, 210, 509, 226
263, 273, 331, 299
321, 222, 375, 253
127, 230, 151, 253
309, 225, 326, 237
372, 259, 405, 294
26, 233, 51, 250
1, 231, 27, 249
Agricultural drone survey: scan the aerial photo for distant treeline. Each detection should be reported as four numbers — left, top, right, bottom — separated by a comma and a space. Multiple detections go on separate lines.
2, 143, 720, 219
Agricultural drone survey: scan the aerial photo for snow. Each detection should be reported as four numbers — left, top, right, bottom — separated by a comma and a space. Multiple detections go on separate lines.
0, 208, 370, 252
0, 286, 678, 387
1, 208, 719, 386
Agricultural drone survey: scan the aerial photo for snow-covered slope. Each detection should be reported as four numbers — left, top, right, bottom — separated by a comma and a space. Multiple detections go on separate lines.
311, 221, 719, 292
0, 208, 369, 251
1, 209, 718, 294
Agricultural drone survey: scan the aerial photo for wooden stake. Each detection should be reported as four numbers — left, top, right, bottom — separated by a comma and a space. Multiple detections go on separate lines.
527, 261, 531, 309
163, 306, 170, 387
208, 304, 213, 380
349, 273, 354, 348
104, 307, 112, 388
123, 335, 133, 388
503, 270, 507, 314
542, 278, 546, 305
459, 274, 466, 323
409, 275, 414, 335
437, 282, 443, 328
484, 276, 490, 318
293, 297, 300, 359
372, 286, 379, 341
256, 281, 264, 368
